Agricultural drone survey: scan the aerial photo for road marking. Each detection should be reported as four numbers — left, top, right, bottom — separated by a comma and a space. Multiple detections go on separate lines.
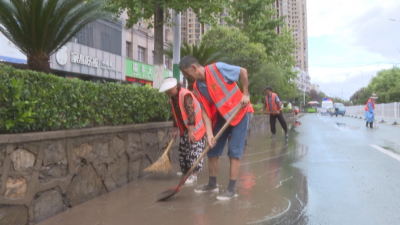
369, 144, 400, 162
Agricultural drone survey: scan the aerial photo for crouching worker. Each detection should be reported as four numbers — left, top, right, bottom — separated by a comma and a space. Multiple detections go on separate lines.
159, 78, 206, 184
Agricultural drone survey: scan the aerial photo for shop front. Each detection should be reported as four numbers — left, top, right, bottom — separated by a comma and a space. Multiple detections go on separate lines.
50, 42, 124, 82
125, 59, 172, 86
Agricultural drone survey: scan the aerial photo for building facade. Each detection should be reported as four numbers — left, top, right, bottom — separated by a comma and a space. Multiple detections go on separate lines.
274, 0, 308, 73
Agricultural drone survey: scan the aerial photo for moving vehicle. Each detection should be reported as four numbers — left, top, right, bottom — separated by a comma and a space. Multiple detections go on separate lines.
330, 103, 346, 117
306, 101, 319, 113
320, 98, 333, 115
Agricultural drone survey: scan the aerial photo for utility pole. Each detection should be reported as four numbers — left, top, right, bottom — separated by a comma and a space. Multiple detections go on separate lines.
172, 10, 181, 83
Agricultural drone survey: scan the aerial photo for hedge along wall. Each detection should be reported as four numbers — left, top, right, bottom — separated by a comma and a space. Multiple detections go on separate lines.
0, 64, 173, 134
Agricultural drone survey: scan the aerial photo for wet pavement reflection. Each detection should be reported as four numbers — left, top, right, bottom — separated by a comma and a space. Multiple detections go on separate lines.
39, 122, 310, 225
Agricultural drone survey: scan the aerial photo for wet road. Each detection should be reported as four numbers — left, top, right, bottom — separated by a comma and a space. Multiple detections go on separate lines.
38, 114, 400, 225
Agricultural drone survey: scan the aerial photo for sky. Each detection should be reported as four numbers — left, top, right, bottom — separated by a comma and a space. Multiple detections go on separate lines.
307, 0, 400, 100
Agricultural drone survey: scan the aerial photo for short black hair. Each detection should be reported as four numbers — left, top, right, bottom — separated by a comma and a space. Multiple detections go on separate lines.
265, 86, 272, 91
179, 55, 201, 68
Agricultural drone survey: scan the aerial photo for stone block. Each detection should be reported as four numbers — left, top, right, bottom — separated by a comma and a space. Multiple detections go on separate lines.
5, 177, 27, 198
93, 163, 107, 181
112, 136, 125, 156
127, 133, 143, 155
33, 189, 64, 223
157, 130, 165, 142
129, 159, 141, 181
104, 155, 128, 192
43, 141, 67, 167
10, 149, 35, 172
39, 165, 68, 183
0, 205, 28, 225
66, 165, 102, 207
73, 143, 93, 167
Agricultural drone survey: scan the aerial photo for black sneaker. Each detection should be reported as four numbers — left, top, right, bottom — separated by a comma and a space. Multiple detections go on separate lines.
216, 189, 238, 200
271, 134, 276, 138
194, 184, 219, 193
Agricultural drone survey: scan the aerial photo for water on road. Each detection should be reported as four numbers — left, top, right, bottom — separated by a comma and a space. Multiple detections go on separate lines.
39, 114, 400, 225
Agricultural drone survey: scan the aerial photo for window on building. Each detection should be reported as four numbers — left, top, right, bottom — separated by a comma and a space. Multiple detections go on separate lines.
126, 42, 131, 58
138, 46, 145, 62
189, 19, 192, 22
189, 40, 192, 44
189, 35, 192, 38
189, 29, 192, 33
189, 8, 192, 12
189, 13, 192, 17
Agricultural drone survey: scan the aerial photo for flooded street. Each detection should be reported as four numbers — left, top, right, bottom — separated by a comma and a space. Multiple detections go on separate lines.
38, 114, 400, 225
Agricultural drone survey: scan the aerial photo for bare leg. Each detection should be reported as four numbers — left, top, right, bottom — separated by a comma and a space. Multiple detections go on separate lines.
208, 156, 219, 177
229, 157, 240, 180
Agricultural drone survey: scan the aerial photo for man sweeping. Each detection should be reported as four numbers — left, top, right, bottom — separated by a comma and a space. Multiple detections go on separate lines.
365, 93, 378, 128
179, 56, 250, 200
159, 78, 206, 184
259, 86, 288, 139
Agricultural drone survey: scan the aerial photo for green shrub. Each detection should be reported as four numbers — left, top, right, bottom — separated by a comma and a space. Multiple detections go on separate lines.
0, 64, 172, 133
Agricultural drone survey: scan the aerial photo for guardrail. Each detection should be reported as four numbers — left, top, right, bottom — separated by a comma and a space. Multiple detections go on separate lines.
345, 102, 400, 125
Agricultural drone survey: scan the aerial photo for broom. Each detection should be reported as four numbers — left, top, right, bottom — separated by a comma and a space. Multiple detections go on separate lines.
144, 138, 175, 173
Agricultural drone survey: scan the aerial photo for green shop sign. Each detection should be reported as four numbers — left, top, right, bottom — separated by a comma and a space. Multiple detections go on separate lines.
126, 59, 170, 81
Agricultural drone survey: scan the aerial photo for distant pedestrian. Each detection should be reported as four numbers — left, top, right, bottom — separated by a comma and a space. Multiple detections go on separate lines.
365, 93, 378, 128
159, 78, 206, 184
259, 86, 288, 139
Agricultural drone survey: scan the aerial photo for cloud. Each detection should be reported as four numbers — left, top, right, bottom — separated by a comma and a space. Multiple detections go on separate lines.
307, 0, 400, 100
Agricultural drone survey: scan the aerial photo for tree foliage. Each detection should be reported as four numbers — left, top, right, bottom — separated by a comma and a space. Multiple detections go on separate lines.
0, 0, 109, 73
103, 0, 228, 88
350, 67, 400, 104
201, 26, 267, 76
164, 42, 229, 90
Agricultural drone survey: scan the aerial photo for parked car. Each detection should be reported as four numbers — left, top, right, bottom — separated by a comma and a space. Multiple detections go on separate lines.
330, 103, 346, 117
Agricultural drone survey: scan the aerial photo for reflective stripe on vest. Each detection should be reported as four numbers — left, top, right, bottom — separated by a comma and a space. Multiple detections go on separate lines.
265, 93, 280, 114
170, 88, 205, 141
208, 65, 240, 109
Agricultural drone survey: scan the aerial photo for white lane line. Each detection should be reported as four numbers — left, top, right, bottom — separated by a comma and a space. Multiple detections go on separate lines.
369, 144, 400, 162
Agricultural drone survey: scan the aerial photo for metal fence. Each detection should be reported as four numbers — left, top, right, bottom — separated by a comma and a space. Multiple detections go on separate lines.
345, 102, 400, 123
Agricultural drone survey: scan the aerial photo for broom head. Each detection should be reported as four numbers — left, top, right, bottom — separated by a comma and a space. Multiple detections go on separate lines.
144, 148, 173, 173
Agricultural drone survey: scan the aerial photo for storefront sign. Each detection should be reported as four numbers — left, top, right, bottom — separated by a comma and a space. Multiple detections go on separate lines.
126, 59, 170, 81
70, 51, 117, 71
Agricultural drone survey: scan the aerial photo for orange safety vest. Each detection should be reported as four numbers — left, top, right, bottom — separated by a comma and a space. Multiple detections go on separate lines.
248, 103, 254, 113
170, 88, 206, 141
193, 63, 248, 126
365, 99, 375, 111
265, 93, 281, 115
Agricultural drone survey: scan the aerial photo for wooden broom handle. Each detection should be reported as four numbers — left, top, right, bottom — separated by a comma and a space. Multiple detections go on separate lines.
184, 105, 243, 177
163, 138, 175, 155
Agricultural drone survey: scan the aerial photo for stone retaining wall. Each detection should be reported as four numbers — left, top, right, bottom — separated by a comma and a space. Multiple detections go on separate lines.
0, 113, 294, 224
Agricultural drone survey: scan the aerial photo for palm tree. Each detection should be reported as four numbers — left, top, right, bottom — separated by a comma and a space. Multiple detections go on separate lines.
164, 42, 230, 90
0, 0, 109, 73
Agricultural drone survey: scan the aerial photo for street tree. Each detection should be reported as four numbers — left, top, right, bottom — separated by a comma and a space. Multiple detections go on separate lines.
0, 0, 109, 73
104, 0, 228, 88
200, 26, 267, 76
369, 67, 400, 103
164, 42, 229, 90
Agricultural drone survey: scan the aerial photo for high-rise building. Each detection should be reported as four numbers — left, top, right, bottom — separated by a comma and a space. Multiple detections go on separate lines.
273, 0, 310, 92
178, 8, 212, 45
274, 0, 308, 73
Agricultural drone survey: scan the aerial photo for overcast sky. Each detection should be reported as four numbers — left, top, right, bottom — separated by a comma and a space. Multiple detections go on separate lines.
307, 0, 400, 100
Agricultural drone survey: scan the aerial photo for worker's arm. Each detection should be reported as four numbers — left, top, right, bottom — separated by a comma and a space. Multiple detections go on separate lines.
239, 68, 250, 107
201, 105, 215, 148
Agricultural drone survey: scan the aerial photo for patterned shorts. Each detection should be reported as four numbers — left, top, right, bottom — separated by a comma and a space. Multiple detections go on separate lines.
179, 130, 206, 174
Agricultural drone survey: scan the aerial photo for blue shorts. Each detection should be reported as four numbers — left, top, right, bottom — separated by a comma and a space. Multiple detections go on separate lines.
207, 112, 249, 159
